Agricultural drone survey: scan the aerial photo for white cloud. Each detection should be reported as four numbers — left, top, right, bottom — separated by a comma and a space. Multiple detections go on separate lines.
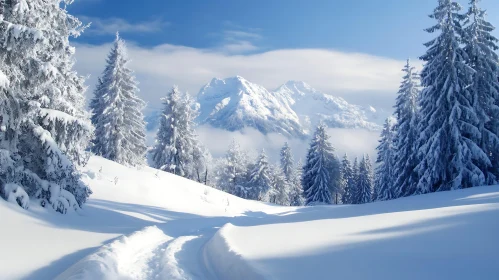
73, 41, 404, 113
79, 16, 169, 35
211, 25, 263, 54
73, 41, 390, 159
221, 41, 259, 54
223, 30, 262, 40
196, 125, 379, 164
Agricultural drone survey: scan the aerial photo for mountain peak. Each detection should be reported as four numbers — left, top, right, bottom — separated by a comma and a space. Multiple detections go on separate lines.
284, 80, 312, 89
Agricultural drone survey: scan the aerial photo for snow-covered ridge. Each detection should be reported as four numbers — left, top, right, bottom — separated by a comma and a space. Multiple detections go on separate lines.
196, 76, 385, 137
275, 80, 383, 133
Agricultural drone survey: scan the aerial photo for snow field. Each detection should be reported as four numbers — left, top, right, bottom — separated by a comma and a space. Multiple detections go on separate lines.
203, 187, 499, 280
2, 156, 499, 280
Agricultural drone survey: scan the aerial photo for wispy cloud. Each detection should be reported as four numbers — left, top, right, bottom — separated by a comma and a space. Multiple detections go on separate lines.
210, 21, 263, 54
79, 16, 169, 35
73, 41, 404, 113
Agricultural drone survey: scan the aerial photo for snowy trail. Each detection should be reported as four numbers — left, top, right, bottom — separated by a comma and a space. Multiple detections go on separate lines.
55, 222, 226, 280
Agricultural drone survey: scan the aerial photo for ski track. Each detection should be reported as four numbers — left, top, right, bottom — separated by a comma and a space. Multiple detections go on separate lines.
123, 230, 211, 280
55, 224, 222, 280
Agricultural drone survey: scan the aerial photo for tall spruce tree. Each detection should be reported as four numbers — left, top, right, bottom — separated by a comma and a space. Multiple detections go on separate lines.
374, 118, 396, 201
350, 157, 360, 204
247, 149, 273, 201
416, 0, 488, 193
464, 0, 499, 184
393, 60, 421, 198
269, 164, 291, 205
340, 154, 354, 204
0, 0, 92, 212
280, 142, 295, 182
217, 140, 250, 194
358, 154, 374, 204
151, 86, 203, 179
302, 124, 339, 205
92, 33, 147, 167
90, 77, 104, 131
279, 142, 304, 205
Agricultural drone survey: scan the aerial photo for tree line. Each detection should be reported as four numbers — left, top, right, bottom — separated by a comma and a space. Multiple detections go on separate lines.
374, 0, 499, 202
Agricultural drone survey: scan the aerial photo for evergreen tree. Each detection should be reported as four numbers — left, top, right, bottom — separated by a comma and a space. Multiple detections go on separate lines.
92, 33, 147, 167
279, 142, 304, 206
0, 0, 92, 212
393, 60, 421, 198
374, 118, 396, 201
358, 154, 374, 204
90, 77, 105, 131
464, 0, 499, 184
350, 157, 361, 204
246, 150, 273, 201
151, 86, 205, 179
302, 124, 340, 205
341, 154, 354, 204
416, 0, 488, 193
289, 160, 305, 206
269, 164, 291, 205
280, 142, 295, 182
217, 140, 250, 194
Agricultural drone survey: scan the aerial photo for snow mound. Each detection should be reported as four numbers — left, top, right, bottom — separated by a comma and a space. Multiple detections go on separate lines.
203, 223, 265, 280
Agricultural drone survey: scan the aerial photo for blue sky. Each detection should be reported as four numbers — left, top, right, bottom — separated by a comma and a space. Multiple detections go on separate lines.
71, 0, 499, 59
71, 0, 499, 113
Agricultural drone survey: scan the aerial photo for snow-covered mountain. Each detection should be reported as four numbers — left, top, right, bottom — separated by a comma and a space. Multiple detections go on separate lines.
275, 81, 384, 134
196, 76, 387, 137
196, 76, 306, 138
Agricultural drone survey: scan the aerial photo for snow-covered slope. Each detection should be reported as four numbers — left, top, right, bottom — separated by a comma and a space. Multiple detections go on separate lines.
0, 156, 282, 280
275, 81, 384, 133
2, 156, 499, 280
204, 187, 499, 280
197, 76, 306, 138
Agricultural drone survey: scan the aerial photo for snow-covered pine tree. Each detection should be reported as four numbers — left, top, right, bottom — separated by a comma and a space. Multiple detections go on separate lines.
269, 164, 290, 205
151, 86, 205, 179
392, 60, 421, 198
350, 157, 360, 204
358, 154, 374, 204
341, 154, 354, 204
374, 117, 396, 201
246, 149, 273, 201
279, 142, 304, 205
280, 142, 294, 181
92, 33, 147, 167
464, 0, 499, 184
217, 140, 250, 194
302, 124, 340, 205
416, 0, 488, 193
0, 0, 92, 212
90, 77, 105, 131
